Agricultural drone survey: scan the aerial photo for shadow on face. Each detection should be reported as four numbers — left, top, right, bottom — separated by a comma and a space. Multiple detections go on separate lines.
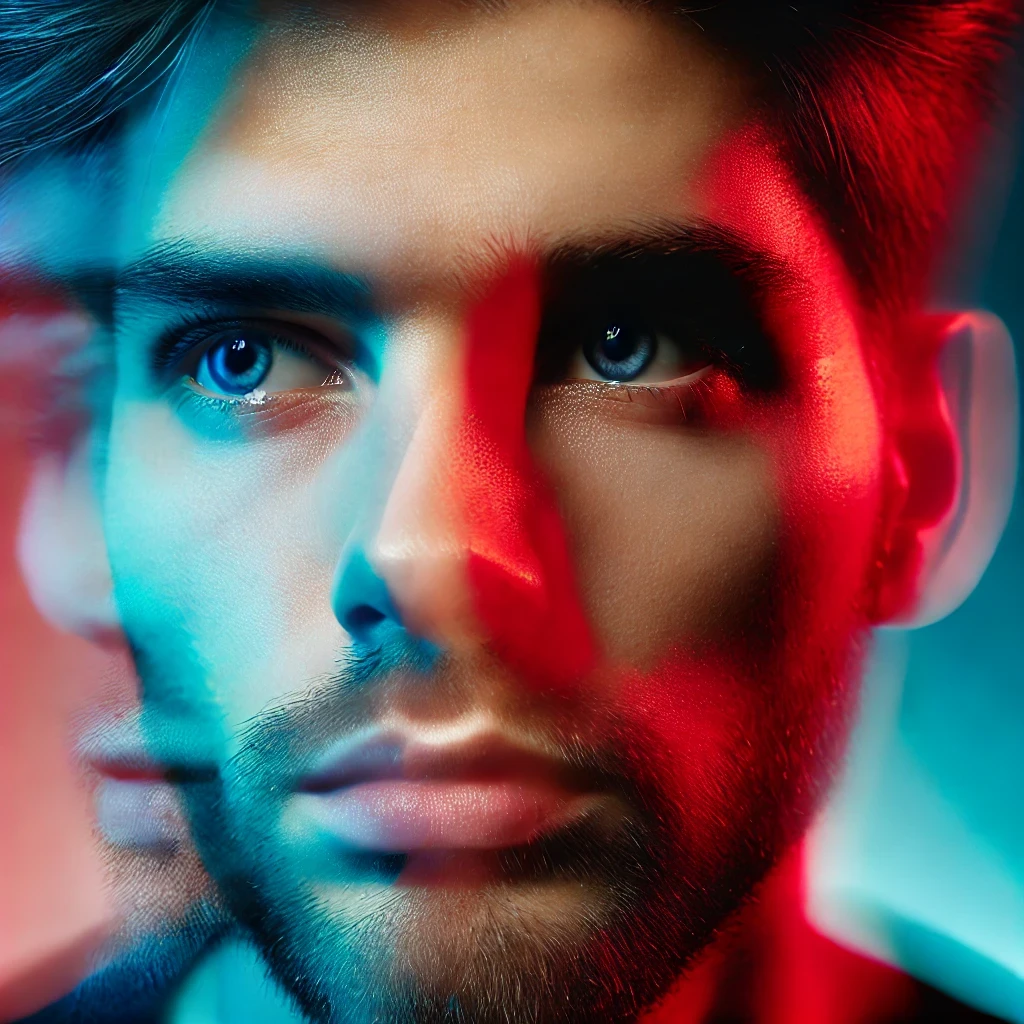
94, 1, 891, 1021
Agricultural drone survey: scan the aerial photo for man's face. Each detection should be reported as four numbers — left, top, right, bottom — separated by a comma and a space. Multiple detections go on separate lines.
102, 1, 884, 1020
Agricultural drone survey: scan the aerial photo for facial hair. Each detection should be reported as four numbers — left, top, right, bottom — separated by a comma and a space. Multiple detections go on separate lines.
163, 628, 866, 1024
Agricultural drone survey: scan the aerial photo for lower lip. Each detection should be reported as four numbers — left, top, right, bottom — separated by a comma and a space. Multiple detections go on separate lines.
294, 780, 584, 852
94, 778, 184, 851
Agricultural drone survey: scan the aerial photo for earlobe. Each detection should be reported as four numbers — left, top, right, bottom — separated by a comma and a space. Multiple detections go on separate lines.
17, 430, 122, 647
874, 311, 1018, 628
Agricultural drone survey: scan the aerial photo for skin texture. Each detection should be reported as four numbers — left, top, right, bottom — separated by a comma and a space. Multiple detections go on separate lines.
90, 0, 903, 1020
15, 429, 228, 1022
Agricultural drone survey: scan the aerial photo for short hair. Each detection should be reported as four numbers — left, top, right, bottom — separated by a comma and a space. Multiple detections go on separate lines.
0, 0, 1019, 316
692, 2, 1021, 315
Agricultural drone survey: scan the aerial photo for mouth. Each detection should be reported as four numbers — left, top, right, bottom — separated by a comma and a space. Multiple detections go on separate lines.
77, 717, 184, 851
293, 729, 600, 854
78, 715, 167, 781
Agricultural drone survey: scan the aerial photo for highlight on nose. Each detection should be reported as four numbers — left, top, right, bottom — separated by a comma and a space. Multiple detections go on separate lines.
456, 261, 597, 690
328, 261, 597, 688
333, 545, 403, 646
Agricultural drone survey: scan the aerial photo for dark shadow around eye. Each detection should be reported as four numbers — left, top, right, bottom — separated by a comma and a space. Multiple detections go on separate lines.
533, 247, 783, 392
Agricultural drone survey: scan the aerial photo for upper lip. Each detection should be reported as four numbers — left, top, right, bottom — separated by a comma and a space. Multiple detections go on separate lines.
298, 729, 582, 794
77, 718, 167, 782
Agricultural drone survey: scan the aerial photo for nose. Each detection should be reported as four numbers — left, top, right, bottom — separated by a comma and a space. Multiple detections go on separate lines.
331, 263, 595, 688
332, 545, 403, 647
333, 383, 477, 651
330, 315, 481, 654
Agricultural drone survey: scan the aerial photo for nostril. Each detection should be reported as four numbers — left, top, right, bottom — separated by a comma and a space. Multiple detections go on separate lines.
344, 604, 387, 639
333, 546, 402, 642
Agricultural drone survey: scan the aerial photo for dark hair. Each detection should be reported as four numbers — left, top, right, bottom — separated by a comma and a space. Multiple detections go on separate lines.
690, 2, 1021, 313
0, 0, 1019, 313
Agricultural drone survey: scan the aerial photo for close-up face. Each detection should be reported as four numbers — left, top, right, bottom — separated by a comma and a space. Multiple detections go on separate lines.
98, 0, 888, 1020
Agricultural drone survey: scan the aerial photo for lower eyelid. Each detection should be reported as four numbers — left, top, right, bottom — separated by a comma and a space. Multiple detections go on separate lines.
183, 367, 355, 404
532, 366, 739, 426
183, 375, 267, 404
609, 375, 711, 410
171, 374, 368, 437
636, 364, 713, 388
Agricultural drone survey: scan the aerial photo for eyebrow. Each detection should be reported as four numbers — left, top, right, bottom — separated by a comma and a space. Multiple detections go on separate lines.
116, 224, 786, 317
116, 239, 374, 321
544, 221, 786, 294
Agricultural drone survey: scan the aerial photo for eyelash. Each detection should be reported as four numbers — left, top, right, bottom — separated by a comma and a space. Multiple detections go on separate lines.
545, 369, 731, 426
167, 382, 251, 421
151, 307, 749, 429
536, 255, 780, 397
152, 309, 230, 379
153, 311, 342, 381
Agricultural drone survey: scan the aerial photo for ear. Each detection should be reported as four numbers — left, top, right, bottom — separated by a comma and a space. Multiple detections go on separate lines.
17, 428, 121, 646
873, 312, 1018, 628
6, 294, 120, 646
3, 284, 119, 643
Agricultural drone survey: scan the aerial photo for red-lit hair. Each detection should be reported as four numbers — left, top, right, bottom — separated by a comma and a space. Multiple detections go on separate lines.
689, 1, 1020, 314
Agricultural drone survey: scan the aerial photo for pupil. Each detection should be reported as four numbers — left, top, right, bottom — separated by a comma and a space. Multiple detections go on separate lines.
583, 319, 656, 381
602, 325, 636, 362
225, 338, 257, 374
199, 331, 274, 395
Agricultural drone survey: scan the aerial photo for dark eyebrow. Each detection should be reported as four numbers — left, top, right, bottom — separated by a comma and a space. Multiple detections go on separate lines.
545, 222, 786, 294
116, 226, 785, 316
116, 238, 374, 321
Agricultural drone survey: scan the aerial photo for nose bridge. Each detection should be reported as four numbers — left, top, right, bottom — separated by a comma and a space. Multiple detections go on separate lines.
330, 313, 465, 646
336, 265, 595, 688
371, 361, 473, 645
455, 261, 595, 688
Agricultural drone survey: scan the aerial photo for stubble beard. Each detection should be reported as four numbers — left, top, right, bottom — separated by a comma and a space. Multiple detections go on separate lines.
202, 766, 751, 1024
179, 704, 844, 1023
148, 609, 868, 1024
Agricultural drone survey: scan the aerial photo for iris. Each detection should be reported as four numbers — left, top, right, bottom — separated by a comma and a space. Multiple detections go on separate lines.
584, 322, 656, 381
197, 333, 273, 395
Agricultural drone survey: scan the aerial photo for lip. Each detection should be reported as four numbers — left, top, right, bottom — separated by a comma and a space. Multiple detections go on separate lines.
294, 730, 593, 853
77, 716, 184, 850
78, 717, 167, 782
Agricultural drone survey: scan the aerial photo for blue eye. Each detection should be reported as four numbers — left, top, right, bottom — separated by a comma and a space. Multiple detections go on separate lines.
196, 332, 274, 395
583, 321, 656, 381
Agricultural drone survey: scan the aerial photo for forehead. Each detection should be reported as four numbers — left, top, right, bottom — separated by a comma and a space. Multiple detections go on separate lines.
150, 0, 747, 292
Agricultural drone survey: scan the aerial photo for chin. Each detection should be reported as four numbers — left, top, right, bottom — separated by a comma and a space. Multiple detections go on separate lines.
226, 823, 744, 1024
264, 883, 687, 1024
383, 876, 605, 964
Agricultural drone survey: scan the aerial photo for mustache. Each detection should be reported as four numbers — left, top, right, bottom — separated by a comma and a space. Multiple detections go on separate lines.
219, 631, 672, 817
340, 629, 440, 687
226, 634, 429, 777
227, 629, 498, 781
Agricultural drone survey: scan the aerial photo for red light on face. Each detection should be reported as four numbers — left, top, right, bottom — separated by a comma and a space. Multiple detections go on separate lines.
693, 127, 891, 632
456, 261, 596, 689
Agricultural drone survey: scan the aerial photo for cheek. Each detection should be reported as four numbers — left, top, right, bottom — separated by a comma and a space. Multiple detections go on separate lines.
529, 396, 779, 664
695, 129, 885, 632
102, 401, 345, 734
762, 342, 885, 639
529, 365, 883, 670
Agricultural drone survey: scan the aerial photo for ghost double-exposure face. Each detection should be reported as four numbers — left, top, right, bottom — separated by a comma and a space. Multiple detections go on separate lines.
94, 1, 946, 1021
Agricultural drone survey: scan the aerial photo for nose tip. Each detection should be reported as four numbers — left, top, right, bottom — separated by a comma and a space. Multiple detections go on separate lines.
333, 545, 402, 646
